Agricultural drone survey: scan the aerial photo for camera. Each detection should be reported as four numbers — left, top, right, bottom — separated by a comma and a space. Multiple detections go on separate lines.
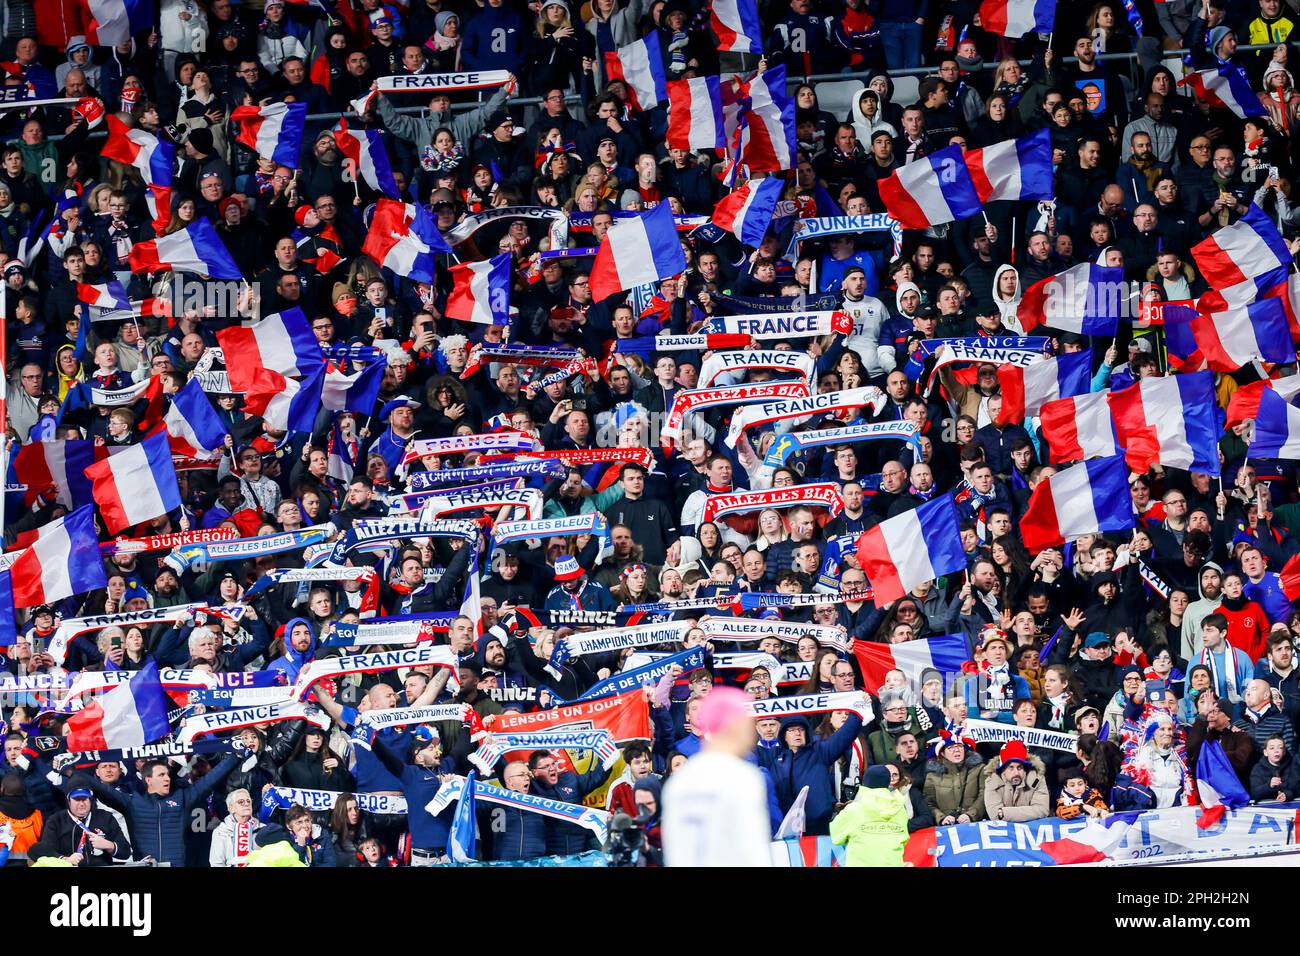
840, 776, 860, 804
603, 808, 656, 866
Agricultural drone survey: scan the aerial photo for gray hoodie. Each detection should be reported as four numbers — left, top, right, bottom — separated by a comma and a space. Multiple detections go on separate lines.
376, 83, 512, 151
1180, 561, 1224, 659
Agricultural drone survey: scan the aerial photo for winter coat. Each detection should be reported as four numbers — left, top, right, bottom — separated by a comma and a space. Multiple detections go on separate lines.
1249, 754, 1296, 802
829, 787, 909, 867
208, 814, 267, 867
254, 822, 338, 866
982, 763, 1051, 821
29, 807, 130, 866
923, 752, 987, 822
86, 756, 239, 865
486, 800, 549, 861
530, 761, 612, 856
756, 713, 864, 835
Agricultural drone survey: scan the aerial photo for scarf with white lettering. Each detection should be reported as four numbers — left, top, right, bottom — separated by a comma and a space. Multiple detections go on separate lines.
763, 420, 921, 467
387, 479, 523, 514
426, 775, 610, 842
726, 386, 887, 444
401, 432, 542, 464
235, 819, 252, 863
163, 525, 335, 575
703, 483, 844, 523
468, 729, 620, 774
963, 717, 1078, 753
493, 513, 609, 548
548, 620, 691, 670
702, 310, 852, 339
695, 617, 849, 653
407, 460, 565, 490
260, 787, 408, 819
355, 703, 484, 741
478, 447, 654, 469
662, 381, 812, 450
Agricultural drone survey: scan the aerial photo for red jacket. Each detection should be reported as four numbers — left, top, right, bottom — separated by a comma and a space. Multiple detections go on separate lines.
1216, 600, 1269, 662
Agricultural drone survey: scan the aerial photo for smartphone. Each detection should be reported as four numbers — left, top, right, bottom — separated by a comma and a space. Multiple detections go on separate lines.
570, 399, 587, 411
111, 636, 122, 648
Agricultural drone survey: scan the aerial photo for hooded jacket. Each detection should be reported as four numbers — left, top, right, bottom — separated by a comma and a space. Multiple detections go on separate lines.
266, 617, 316, 683
756, 713, 864, 835
829, 785, 909, 866
1180, 562, 1224, 658
991, 264, 1022, 331
849, 90, 898, 146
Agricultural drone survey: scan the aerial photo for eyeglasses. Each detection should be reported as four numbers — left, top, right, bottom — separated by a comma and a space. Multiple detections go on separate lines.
1191, 143, 1210, 150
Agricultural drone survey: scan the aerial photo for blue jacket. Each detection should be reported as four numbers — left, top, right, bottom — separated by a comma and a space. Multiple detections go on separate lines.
372, 735, 466, 852
543, 579, 617, 614
530, 758, 612, 856
756, 713, 863, 835
486, 798, 549, 861
87, 755, 239, 865
265, 616, 317, 683
462, 5, 527, 72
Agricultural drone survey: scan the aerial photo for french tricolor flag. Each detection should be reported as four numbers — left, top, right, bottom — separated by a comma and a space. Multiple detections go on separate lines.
1107, 370, 1221, 476
964, 128, 1053, 203
1039, 391, 1118, 464
240, 365, 325, 435
1258, 272, 1300, 340
334, 118, 400, 199
1020, 455, 1134, 552
84, 432, 182, 533
216, 306, 322, 380
853, 633, 969, 692
712, 176, 783, 247
997, 349, 1091, 424
101, 115, 173, 232
446, 253, 512, 325
1247, 387, 1300, 459
854, 495, 966, 606
878, 144, 983, 229
129, 219, 242, 281
1225, 374, 1300, 429
232, 101, 308, 167
1192, 204, 1292, 306
978, 0, 1056, 37
322, 360, 386, 414
1180, 63, 1267, 119
8, 505, 106, 607
1164, 296, 1293, 372
604, 34, 668, 112
738, 65, 797, 173
1194, 739, 1251, 829
76, 278, 131, 313
65, 659, 171, 750
1018, 262, 1123, 336
163, 377, 228, 459
77, 0, 154, 46
362, 198, 451, 284
590, 202, 687, 303
12, 439, 95, 508
710, 0, 762, 53
666, 76, 725, 151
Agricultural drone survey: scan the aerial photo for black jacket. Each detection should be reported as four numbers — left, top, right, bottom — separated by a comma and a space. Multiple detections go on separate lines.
29, 806, 132, 866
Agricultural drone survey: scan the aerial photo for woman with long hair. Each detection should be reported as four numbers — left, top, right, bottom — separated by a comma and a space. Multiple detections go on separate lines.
611, 563, 657, 605
1037, 663, 1084, 731
523, 0, 591, 96
1077, 732, 1124, 805
330, 793, 374, 866
754, 509, 789, 553
282, 726, 355, 792
797, 648, 841, 695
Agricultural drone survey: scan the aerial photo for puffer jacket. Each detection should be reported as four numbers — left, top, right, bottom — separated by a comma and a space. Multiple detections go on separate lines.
923, 752, 987, 823
86, 756, 239, 865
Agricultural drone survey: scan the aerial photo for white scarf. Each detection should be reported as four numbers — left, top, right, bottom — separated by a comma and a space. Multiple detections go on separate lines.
1199, 642, 1245, 703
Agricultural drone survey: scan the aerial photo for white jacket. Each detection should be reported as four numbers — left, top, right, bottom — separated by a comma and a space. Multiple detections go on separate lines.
160, 0, 208, 55
209, 814, 266, 867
